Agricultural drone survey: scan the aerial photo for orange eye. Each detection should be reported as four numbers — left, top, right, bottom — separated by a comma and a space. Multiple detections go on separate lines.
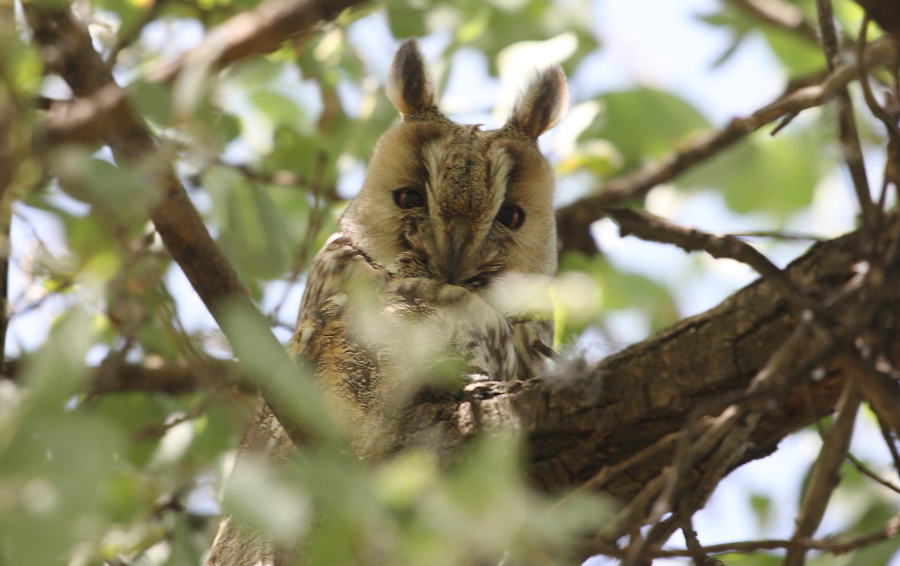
392, 187, 426, 208
495, 204, 525, 229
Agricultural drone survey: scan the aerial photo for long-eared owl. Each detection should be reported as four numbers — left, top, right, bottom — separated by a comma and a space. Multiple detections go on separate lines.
205, 39, 567, 566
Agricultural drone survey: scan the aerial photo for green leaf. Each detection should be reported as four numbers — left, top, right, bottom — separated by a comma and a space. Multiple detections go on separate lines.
749, 493, 772, 529
583, 88, 710, 173
385, 0, 428, 38
555, 252, 678, 344
131, 80, 173, 126
761, 26, 825, 76
678, 127, 825, 218
53, 151, 163, 222
203, 165, 293, 289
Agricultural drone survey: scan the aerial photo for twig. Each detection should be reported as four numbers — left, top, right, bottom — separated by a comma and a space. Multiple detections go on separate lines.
815, 0, 877, 236
846, 452, 900, 494
856, 14, 900, 212
681, 515, 725, 566
653, 513, 900, 557
36, 0, 370, 147
853, 0, 900, 43
605, 207, 828, 318
730, 230, 827, 241
747, 37, 894, 130
269, 151, 328, 324
2, 358, 254, 395
879, 421, 900, 483
0, 214, 9, 377
0, 101, 14, 376
857, 15, 899, 136
554, 37, 895, 255
784, 377, 862, 566
147, 0, 363, 84
843, 351, 900, 432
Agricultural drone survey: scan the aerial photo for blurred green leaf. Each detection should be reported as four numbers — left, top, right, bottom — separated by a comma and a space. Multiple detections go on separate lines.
131, 80, 173, 126
583, 88, 710, 173
53, 151, 163, 223
749, 493, 772, 529
678, 127, 825, 218
385, 0, 428, 38
203, 165, 294, 290
556, 252, 678, 344
761, 26, 824, 76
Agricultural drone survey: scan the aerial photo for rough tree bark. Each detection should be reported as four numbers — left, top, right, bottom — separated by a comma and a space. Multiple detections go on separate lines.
391, 213, 886, 498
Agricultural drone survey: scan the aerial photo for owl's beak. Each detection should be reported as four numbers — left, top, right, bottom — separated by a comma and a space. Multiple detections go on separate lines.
443, 223, 472, 285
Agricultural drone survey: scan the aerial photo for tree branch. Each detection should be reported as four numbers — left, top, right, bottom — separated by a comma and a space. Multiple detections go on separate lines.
35, 0, 369, 146
605, 207, 826, 316
555, 37, 897, 255
390, 213, 899, 500
23, 2, 356, 447
647, 512, 900, 558
816, 0, 877, 235
783, 379, 861, 566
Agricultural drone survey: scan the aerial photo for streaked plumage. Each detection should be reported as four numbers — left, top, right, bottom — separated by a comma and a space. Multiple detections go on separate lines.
205, 39, 567, 566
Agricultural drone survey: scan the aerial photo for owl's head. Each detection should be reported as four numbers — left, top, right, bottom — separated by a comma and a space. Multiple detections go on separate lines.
341, 39, 567, 291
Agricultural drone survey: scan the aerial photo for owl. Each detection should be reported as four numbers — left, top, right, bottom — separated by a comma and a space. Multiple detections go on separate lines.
205, 39, 567, 566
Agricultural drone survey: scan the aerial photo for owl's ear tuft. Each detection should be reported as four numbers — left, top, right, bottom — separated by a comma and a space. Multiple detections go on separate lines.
387, 39, 439, 120
506, 65, 568, 139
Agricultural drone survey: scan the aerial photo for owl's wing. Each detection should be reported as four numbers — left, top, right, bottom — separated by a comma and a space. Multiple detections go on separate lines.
510, 317, 555, 380
205, 232, 384, 566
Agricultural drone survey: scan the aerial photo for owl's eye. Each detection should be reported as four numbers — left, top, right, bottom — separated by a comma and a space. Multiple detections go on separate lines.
392, 187, 426, 209
495, 204, 525, 230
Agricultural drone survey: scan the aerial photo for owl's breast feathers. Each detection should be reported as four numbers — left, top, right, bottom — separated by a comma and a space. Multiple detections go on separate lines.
286, 230, 553, 420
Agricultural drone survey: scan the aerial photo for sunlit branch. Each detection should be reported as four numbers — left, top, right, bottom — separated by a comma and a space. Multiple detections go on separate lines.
555, 37, 895, 255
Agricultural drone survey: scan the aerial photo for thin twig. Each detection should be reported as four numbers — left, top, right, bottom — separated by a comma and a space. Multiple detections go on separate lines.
605, 207, 828, 318
36, 0, 370, 147
651, 513, 900, 558
817, 0, 877, 234
554, 37, 895, 255
784, 377, 862, 566
856, 13, 900, 213
879, 421, 900, 482
730, 230, 827, 241
846, 452, 900, 494
857, 14, 899, 135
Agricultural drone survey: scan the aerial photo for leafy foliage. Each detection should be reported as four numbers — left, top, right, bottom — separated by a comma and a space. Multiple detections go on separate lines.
0, 0, 898, 565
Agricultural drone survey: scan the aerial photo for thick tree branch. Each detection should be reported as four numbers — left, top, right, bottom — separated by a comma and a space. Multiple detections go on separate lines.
389, 213, 899, 500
